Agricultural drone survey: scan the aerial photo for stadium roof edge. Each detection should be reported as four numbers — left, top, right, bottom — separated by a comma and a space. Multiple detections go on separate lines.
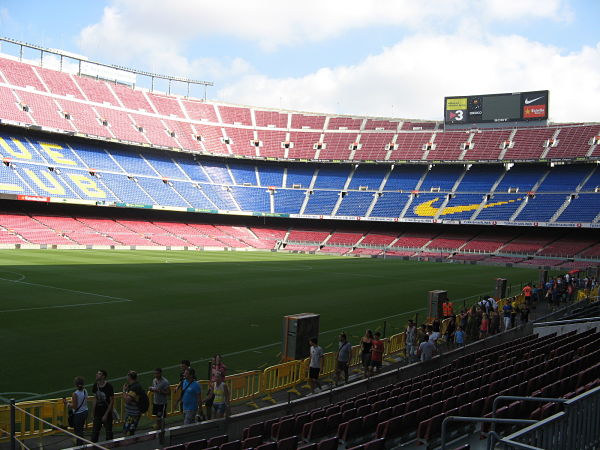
0, 36, 214, 87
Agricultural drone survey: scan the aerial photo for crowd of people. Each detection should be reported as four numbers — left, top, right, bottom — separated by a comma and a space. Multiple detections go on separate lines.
65, 355, 229, 445
306, 330, 386, 394
403, 272, 597, 363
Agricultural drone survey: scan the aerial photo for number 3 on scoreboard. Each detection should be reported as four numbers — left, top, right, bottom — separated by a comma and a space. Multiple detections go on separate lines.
454, 110, 463, 121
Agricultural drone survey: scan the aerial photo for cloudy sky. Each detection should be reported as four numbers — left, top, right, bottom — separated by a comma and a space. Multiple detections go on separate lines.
1, 0, 599, 122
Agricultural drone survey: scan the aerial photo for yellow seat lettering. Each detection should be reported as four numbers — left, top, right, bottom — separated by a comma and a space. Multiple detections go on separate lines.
0, 137, 32, 160
24, 168, 66, 195
39, 142, 77, 166
0, 183, 23, 192
67, 173, 106, 198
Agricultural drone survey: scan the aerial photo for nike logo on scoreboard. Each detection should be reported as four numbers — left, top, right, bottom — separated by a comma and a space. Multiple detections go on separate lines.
524, 96, 544, 105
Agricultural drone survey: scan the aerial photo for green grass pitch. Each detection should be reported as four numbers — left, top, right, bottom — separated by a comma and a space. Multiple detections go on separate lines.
0, 250, 541, 402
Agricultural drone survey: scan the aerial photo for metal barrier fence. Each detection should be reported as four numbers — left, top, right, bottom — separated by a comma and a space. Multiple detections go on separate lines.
260, 360, 304, 403
495, 384, 600, 450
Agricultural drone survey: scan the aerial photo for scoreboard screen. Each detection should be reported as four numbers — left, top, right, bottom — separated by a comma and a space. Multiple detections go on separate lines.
444, 90, 549, 125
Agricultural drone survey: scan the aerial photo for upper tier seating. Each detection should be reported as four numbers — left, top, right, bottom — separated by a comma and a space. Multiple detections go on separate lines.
0, 56, 597, 165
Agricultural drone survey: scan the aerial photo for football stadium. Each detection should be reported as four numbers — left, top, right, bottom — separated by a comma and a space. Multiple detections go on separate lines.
1, 4, 600, 449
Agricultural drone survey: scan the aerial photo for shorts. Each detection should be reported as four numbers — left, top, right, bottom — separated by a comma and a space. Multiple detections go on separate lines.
336, 361, 349, 372
309, 367, 320, 380
183, 409, 197, 425
152, 403, 167, 418
123, 414, 140, 435
370, 360, 382, 369
213, 403, 227, 414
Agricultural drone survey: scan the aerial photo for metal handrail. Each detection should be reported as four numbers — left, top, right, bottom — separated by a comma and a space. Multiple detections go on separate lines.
491, 395, 567, 433
440, 416, 537, 450
533, 316, 600, 327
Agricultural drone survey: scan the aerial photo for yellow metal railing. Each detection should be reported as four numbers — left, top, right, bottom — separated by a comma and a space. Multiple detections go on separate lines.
260, 360, 305, 403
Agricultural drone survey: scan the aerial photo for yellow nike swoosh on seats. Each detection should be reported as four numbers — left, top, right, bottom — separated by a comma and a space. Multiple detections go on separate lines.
414, 197, 522, 217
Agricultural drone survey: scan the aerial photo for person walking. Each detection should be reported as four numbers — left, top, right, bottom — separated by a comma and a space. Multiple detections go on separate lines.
335, 333, 352, 385
180, 368, 202, 425
91, 369, 114, 443
503, 300, 513, 330
66, 376, 88, 446
370, 332, 384, 376
149, 368, 169, 430
308, 337, 324, 394
205, 355, 227, 420
211, 372, 230, 418
122, 371, 146, 436
361, 330, 374, 377
405, 320, 417, 362
417, 335, 437, 362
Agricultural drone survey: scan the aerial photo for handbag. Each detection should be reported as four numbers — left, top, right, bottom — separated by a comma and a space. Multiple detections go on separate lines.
67, 390, 86, 428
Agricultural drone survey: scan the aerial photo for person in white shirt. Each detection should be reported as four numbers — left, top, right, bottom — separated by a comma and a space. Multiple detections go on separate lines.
308, 337, 324, 394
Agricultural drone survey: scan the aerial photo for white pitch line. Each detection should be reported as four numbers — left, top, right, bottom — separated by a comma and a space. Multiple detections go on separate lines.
0, 273, 133, 313
0, 299, 132, 313
0, 276, 132, 301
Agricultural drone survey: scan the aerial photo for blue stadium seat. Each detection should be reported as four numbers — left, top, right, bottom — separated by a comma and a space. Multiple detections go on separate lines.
347, 166, 387, 190
556, 194, 600, 222
495, 165, 546, 192
146, 152, 191, 179
383, 166, 426, 191
516, 194, 569, 222
229, 162, 258, 185
536, 164, 589, 192
419, 166, 464, 191
476, 194, 524, 221
258, 165, 284, 187
285, 166, 314, 188
304, 190, 339, 215
440, 194, 486, 220
313, 166, 350, 189
199, 183, 239, 210
135, 177, 191, 207
336, 192, 374, 217
0, 164, 40, 196
101, 172, 157, 205
369, 193, 410, 218
230, 186, 270, 212
177, 159, 211, 183
202, 161, 234, 185
456, 165, 504, 192
172, 181, 216, 210
274, 189, 306, 214
108, 148, 157, 176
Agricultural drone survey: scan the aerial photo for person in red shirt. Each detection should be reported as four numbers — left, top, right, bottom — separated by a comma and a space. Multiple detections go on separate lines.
369, 332, 385, 376
522, 284, 532, 305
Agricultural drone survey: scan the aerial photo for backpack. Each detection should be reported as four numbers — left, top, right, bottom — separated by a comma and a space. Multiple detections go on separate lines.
137, 388, 149, 414
131, 382, 149, 414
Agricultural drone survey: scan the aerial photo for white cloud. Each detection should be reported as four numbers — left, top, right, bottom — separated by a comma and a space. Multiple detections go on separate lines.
217, 34, 600, 123
482, 0, 573, 22
78, 0, 573, 54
